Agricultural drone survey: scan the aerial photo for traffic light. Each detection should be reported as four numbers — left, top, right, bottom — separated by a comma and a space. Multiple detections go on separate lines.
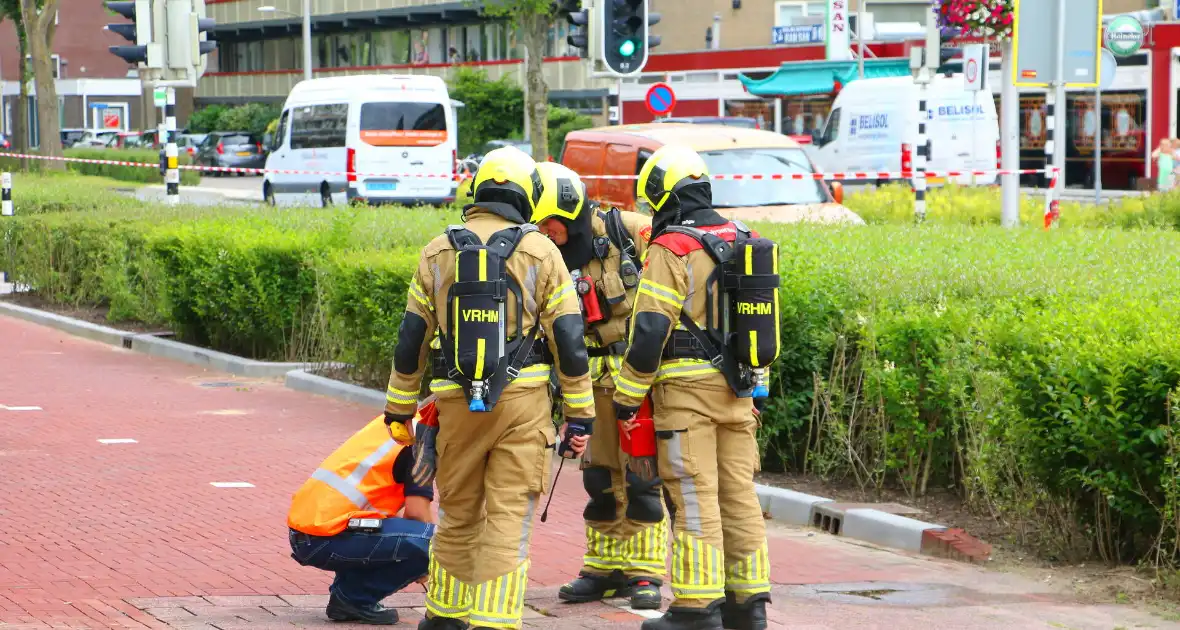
556, 0, 592, 59
646, 6, 661, 51
601, 0, 652, 77
168, 0, 218, 81
192, 0, 219, 75
105, 0, 155, 67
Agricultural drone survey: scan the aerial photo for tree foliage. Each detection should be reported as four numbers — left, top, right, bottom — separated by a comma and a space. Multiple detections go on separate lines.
187, 103, 282, 136
479, 0, 554, 161
449, 67, 526, 156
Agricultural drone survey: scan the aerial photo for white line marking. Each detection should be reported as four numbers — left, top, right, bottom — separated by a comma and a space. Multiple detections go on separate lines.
612, 602, 663, 619
0, 405, 42, 411
97, 439, 138, 444
210, 482, 255, 488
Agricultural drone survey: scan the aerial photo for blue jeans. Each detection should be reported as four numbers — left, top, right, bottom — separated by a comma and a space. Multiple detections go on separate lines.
289, 518, 435, 608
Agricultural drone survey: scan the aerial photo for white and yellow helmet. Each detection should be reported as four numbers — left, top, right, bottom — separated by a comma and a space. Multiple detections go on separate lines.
471, 146, 544, 214
636, 144, 710, 213
531, 162, 588, 225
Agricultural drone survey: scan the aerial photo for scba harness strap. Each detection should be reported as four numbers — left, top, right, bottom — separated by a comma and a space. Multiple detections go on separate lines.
436, 223, 548, 412
658, 221, 781, 398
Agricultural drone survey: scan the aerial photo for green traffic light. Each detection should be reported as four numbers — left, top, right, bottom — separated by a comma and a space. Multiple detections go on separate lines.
619, 39, 636, 57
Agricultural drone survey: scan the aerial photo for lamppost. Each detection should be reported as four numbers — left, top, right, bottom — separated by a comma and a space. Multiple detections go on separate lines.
259, 2, 313, 81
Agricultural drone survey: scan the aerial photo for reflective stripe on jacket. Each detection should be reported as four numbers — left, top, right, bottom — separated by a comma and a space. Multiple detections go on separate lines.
287, 415, 408, 536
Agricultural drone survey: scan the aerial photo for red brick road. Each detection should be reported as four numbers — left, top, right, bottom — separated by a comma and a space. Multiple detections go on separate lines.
0, 315, 1174, 629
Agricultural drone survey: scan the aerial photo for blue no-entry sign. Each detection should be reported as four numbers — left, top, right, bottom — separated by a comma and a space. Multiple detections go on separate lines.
645, 83, 676, 117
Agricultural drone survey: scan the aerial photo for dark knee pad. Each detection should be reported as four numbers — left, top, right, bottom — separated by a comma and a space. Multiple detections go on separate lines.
582, 466, 617, 522
624, 470, 664, 523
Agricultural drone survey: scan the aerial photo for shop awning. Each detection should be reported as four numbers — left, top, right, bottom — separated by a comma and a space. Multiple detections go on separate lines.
738, 59, 913, 97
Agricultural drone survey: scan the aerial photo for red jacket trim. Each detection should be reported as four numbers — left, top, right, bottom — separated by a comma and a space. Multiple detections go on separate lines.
652, 222, 758, 256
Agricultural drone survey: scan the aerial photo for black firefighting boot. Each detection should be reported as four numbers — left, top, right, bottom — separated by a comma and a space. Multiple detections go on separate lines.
640, 604, 724, 630
558, 570, 630, 603
720, 592, 769, 630
417, 616, 469, 630
325, 593, 399, 625
628, 576, 663, 610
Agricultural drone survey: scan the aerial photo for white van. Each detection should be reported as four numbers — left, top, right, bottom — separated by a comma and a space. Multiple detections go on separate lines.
263, 75, 458, 207
810, 75, 999, 186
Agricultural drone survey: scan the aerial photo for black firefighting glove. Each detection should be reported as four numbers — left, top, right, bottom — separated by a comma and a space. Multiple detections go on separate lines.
559, 419, 593, 459
410, 422, 439, 487
385, 411, 414, 426
614, 402, 640, 422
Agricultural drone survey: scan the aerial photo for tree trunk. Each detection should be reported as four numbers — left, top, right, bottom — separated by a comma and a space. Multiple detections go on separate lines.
20, 0, 63, 169
521, 13, 549, 161
14, 20, 29, 171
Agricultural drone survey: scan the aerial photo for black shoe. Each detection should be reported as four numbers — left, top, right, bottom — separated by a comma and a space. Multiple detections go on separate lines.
417, 616, 470, 630
325, 593, 399, 625
640, 607, 724, 630
721, 592, 769, 630
628, 577, 662, 610
558, 571, 629, 603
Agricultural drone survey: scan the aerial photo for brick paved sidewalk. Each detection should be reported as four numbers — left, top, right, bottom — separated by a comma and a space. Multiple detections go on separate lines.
0, 315, 1175, 630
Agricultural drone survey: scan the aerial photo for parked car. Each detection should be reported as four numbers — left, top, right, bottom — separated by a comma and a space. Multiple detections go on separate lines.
560, 123, 863, 225
103, 131, 154, 150
656, 116, 760, 129
196, 131, 267, 175
60, 128, 87, 148
73, 129, 120, 148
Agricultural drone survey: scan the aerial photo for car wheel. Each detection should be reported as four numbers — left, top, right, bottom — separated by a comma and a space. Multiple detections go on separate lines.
264, 182, 276, 207
320, 183, 332, 208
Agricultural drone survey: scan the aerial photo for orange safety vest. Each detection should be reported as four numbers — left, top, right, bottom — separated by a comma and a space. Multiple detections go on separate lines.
287, 416, 408, 537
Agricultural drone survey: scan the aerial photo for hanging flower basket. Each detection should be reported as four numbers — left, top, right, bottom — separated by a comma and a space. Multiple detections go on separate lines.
933, 0, 1014, 41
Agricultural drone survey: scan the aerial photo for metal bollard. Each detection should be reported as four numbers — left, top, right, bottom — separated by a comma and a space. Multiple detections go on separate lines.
1, 172, 11, 217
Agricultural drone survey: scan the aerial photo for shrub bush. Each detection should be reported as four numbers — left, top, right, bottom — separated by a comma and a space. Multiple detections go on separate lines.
8, 188, 1180, 566
846, 182, 1180, 229
0, 172, 146, 214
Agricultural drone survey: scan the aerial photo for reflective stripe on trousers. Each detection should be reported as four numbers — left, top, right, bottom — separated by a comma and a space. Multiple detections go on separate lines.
425, 546, 473, 619
670, 530, 725, 602
468, 559, 529, 629
583, 518, 668, 576
725, 543, 771, 596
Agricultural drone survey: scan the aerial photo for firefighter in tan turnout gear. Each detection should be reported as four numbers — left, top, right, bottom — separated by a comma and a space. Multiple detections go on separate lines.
382, 146, 595, 630
613, 144, 780, 630
530, 162, 665, 610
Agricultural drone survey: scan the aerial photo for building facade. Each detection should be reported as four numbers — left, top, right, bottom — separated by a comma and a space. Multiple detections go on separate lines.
0, 2, 193, 145
199, 0, 612, 113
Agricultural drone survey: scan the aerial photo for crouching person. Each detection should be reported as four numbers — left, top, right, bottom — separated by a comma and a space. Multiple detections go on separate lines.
287, 399, 440, 625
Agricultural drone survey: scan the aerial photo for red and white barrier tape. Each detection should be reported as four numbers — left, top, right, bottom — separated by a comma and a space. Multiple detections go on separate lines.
1, 151, 1055, 182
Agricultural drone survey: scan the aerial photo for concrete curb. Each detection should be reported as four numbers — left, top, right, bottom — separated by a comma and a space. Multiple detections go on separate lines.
1, 301, 329, 380
285, 369, 386, 410
755, 482, 992, 563
0, 301, 133, 347
128, 334, 316, 378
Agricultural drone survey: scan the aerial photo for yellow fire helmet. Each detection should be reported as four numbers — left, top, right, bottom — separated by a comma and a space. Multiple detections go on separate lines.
472, 145, 544, 216
636, 144, 710, 213
531, 161, 587, 224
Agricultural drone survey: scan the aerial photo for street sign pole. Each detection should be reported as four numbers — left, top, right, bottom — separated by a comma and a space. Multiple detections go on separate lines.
1001, 42, 1020, 227
1049, 0, 1067, 221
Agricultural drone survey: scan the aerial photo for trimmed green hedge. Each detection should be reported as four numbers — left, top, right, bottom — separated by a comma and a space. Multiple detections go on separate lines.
6, 192, 1180, 566
0, 148, 200, 185
846, 182, 1180, 229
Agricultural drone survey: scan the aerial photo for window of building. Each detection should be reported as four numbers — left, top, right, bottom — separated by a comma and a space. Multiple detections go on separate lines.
290, 103, 348, 149
460, 24, 479, 61
775, 1, 826, 26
